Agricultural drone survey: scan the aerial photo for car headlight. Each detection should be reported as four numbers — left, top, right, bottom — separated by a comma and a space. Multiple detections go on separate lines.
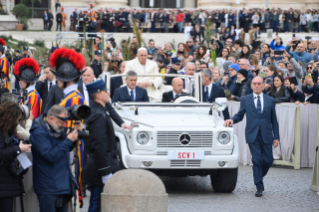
136, 131, 150, 145
218, 131, 231, 144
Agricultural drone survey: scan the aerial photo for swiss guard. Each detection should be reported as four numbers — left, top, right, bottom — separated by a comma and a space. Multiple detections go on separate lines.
14, 58, 42, 118
88, 4, 97, 22
0, 38, 10, 89
49, 47, 86, 208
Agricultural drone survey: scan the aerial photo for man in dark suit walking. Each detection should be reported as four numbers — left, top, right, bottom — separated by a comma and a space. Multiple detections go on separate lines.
47, 9, 54, 31
71, 8, 79, 31
42, 11, 48, 30
56, 11, 62, 31
150, 10, 157, 33
224, 76, 280, 197
162, 77, 188, 102
36, 65, 56, 113
112, 70, 149, 103
201, 69, 230, 120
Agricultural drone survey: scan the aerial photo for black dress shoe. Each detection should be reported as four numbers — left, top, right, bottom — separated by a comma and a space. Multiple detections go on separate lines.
255, 189, 263, 197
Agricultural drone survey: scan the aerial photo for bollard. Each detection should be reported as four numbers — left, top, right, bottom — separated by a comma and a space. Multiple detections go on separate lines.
101, 169, 168, 212
267, 29, 273, 39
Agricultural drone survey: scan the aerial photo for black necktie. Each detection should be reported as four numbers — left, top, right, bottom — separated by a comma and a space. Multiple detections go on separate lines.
257, 96, 262, 117
49, 82, 52, 90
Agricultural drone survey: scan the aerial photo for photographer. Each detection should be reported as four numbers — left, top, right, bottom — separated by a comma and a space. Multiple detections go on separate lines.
30, 105, 80, 212
49, 48, 87, 205
302, 76, 319, 104
285, 41, 313, 70
270, 50, 303, 90
0, 102, 31, 212
0, 93, 33, 140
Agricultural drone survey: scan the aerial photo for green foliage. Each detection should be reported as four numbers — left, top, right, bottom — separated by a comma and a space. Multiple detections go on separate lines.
17, 40, 29, 49
122, 37, 131, 61
12, 4, 28, 23
133, 20, 142, 48
0, 35, 12, 42
82, 27, 91, 66
205, 20, 216, 45
33, 47, 47, 67
33, 39, 45, 48
101, 33, 105, 71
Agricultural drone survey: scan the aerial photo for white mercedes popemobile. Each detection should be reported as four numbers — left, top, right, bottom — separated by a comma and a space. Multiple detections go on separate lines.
108, 73, 239, 192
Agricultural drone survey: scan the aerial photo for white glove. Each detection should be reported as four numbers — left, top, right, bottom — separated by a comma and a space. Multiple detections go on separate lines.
101, 173, 113, 184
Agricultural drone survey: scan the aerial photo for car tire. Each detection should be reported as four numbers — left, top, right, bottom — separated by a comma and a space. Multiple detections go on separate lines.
117, 142, 126, 170
210, 168, 238, 193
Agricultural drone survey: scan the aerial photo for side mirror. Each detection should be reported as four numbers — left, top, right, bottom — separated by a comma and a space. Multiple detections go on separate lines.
215, 97, 227, 111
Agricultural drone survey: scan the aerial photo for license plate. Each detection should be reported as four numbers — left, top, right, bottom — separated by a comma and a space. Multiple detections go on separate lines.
168, 151, 204, 160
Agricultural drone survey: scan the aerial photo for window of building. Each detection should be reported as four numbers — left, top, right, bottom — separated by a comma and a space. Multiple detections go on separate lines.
14, 0, 51, 18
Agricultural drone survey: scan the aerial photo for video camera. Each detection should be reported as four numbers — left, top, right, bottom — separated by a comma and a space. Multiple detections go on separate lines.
12, 89, 28, 103
66, 105, 91, 139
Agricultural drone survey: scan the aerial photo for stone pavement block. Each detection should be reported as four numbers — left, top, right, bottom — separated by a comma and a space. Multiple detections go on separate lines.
81, 165, 319, 212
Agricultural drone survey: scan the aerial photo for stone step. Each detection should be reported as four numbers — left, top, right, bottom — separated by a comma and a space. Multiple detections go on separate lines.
3, 31, 319, 50
0, 25, 7, 31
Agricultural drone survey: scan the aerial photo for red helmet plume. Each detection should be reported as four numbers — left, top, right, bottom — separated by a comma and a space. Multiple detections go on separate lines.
0, 38, 5, 46
14, 58, 40, 76
49, 47, 86, 72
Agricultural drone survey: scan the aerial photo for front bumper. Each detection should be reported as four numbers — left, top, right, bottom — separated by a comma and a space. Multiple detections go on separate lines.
125, 153, 239, 169
124, 135, 239, 170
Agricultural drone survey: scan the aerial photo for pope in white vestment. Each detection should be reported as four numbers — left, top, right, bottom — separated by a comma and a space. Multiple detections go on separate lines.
125, 48, 163, 102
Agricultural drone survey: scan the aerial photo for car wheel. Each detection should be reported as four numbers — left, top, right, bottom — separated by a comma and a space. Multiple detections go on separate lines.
117, 142, 126, 170
210, 168, 238, 193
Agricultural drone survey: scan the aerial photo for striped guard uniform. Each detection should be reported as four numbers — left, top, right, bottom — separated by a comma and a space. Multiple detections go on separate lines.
28, 87, 42, 119
1, 55, 10, 90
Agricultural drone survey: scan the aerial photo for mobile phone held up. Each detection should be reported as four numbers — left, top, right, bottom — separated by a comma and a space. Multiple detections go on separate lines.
274, 50, 282, 55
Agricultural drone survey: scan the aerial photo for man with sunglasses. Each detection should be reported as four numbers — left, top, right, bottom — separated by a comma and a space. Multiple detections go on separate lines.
225, 38, 233, 47
30, 105, 81, 212
224, 76, 280, 198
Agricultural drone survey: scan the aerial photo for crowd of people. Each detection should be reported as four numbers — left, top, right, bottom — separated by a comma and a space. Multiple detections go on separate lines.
0, 8, 319, 210
45, 4, 319, 34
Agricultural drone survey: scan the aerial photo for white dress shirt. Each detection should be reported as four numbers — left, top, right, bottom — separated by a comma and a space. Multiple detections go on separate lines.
47, 79, 56, 92
83, 83, 90, 106
184, 79, 194, 94
26, 84, 35, 93
63, 84, 78, 95
204, 82, 213, 98
127, 87, 136, 101
253, 92, 264, 113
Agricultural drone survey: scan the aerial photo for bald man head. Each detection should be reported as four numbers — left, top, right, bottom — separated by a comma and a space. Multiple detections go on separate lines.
82, 67, 95, 85
296, 42, 305, 53
172, 77, 184, 95
251, 76, 264, 95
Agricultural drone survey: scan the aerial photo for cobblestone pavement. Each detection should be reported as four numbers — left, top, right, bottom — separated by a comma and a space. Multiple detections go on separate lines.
82, 164, 318, 212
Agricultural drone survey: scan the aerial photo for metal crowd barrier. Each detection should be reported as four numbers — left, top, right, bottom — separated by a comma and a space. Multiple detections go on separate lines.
310, 109, 319, 192
55, 32, 114, 45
